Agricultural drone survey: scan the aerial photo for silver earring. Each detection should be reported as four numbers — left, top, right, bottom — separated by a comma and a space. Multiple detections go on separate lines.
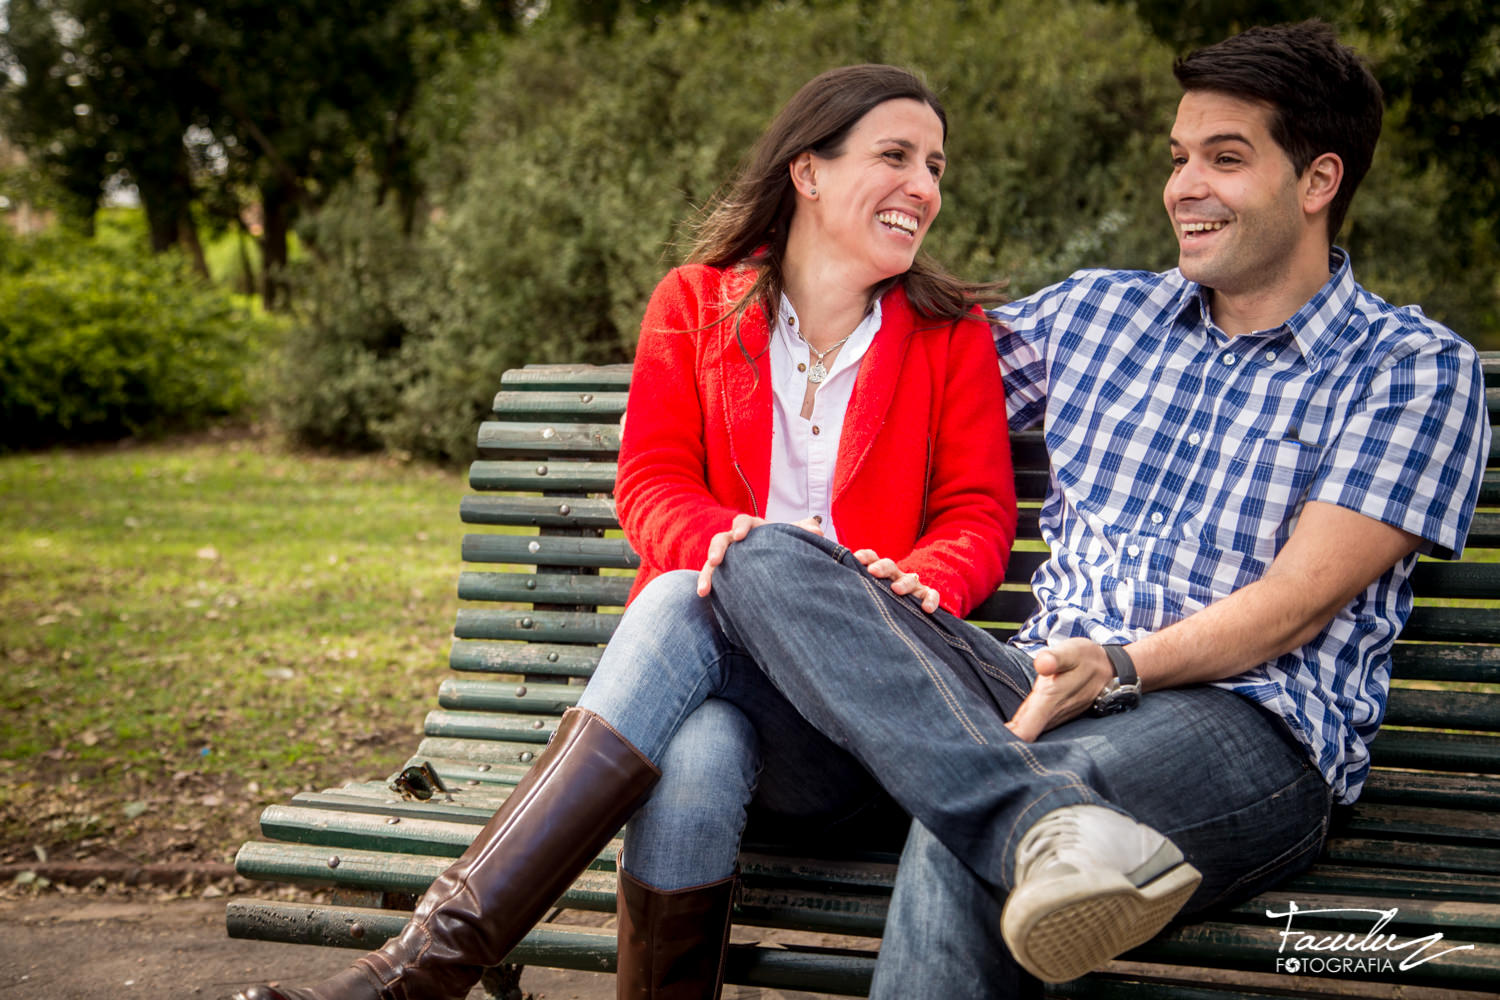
809, 188, 817, 196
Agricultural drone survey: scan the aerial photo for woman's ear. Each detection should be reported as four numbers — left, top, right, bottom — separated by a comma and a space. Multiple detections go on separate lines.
790, 152, 819, 199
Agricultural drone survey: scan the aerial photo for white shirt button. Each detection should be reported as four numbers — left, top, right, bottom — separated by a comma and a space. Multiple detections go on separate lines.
1150, 511, 1164, 525
1265, 350, 1277, 362
1126, 545, 1141, 558
1223, 353, 1236, 366
1188, 432, 1201, 447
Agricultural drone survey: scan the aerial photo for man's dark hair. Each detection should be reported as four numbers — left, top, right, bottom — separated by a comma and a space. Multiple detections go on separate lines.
1173, 20, 1383, 240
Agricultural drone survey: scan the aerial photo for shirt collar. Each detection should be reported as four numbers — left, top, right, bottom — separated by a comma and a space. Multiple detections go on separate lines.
1169, 248, 1357, 371
775, 293, 884, 348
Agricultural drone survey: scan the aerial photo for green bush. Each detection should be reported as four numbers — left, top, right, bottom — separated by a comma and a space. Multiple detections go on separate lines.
0, 226, 268, 448
278, 0, 1180, 463
274, 0, 1498, 464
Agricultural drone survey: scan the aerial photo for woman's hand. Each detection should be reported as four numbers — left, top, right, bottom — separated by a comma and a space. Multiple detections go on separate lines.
853, 549, 942, 614
697, 514, 825, 596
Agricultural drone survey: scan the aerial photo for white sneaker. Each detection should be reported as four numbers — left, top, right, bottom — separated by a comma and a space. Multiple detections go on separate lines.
1000, 804, 1202, 983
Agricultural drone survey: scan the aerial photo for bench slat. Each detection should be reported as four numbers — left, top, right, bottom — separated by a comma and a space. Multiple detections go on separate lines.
1390, 644, 1500, 684
499, 364, 632, 391
1340, 801, 1500, 843
423, 711, 567, 745
438, 678, 581, 714
460, 495, 621, 530
448, 640, 602, 677
490, 391, 629, 420
469, 460, 618, 492
1383, 688, 1500, 732
1321, 836, 1500, 875
461, 534, 639, 570
477, 421, 622, 457
456, 571, 630, 607
454, 608, 620, 644
1393, 605, 1500, 644
1356, 769, 1500, 811
1365, 729, 1500, 772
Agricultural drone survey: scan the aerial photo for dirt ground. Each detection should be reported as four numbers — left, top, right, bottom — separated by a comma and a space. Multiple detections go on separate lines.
0, 885, 843, 1000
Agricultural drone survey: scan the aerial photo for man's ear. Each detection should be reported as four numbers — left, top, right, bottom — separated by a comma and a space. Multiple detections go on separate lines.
1302, 152, 1343, 218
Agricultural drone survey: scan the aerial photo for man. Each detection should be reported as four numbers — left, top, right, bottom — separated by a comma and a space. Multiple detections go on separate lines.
706, 20, 1490, 996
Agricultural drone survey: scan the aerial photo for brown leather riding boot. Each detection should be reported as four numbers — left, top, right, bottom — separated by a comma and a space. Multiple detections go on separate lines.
234, 708, 661, 1000
615, 867, 735, 1000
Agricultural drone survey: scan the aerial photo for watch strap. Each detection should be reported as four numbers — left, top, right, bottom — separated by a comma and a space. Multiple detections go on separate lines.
1102, 644, 1138, 687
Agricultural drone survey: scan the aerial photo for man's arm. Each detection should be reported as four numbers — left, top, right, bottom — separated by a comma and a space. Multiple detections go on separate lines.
1005, 501, 1422, 741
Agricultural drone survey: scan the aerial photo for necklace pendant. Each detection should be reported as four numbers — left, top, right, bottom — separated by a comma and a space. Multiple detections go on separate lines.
807, 362, 829, 384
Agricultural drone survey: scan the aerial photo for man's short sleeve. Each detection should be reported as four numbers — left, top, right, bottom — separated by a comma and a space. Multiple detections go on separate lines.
1309, 334, 1490, 559
988, 283, 1065, 431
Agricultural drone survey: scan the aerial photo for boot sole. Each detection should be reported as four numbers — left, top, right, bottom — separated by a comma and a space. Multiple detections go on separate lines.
1000, 861, 1202, 983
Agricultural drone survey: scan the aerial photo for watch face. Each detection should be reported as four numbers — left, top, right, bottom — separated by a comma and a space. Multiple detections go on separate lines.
1091, 682, 1142, 715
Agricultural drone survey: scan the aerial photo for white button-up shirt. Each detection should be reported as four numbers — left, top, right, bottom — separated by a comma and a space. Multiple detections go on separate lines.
764, 294, 882, 543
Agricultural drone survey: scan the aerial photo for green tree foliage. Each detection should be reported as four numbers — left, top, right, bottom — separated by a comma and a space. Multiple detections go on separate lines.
0, 1, 511, 307
1121, 0, 1500, 336
279, 0, 1183, 462
0, 222, 271, 448
276, 0, 1498, 462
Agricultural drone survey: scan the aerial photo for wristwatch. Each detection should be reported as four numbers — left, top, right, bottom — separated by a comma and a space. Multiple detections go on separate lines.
1090, 644, 1142, 715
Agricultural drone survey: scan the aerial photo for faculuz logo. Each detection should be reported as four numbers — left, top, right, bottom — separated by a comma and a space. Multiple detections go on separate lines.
1267, 901, 1474, 975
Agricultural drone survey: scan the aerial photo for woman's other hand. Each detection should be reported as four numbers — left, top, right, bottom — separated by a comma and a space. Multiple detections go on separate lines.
853, 550, 941, 614
697, 514, 825, 596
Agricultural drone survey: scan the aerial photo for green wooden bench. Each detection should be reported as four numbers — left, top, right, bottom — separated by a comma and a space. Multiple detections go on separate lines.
228, 354, 1500, 998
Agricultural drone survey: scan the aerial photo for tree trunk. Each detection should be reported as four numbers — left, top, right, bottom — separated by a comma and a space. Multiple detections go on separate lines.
259, 184, 292, 312
176, 211, 209, 278
138, 173, 208, 278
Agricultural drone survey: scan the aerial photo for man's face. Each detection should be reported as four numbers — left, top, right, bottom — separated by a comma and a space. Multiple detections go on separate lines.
1163, 91, 1309, 303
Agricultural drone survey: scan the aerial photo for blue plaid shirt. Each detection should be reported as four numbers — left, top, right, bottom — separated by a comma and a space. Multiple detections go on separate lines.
989, 250, 1490, 803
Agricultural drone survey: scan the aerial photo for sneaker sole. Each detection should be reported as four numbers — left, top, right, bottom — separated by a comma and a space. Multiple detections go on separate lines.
1000, 861, 1202, 983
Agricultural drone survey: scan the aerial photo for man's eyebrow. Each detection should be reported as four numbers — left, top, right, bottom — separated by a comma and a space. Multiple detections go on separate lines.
1170, 132, 1255, 148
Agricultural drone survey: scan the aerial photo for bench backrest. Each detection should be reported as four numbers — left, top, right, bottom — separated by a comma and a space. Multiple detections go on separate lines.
434, 357, 1500, 800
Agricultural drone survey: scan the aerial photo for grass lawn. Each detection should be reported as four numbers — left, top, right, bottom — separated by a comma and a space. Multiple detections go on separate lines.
0, 431, 473, 868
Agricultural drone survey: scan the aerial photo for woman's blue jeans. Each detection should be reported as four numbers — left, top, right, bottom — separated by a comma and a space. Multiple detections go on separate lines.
574, 569, 890, 890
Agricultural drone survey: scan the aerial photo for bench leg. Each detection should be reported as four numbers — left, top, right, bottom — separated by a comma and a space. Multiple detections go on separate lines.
231, 708, 661, 1000
616, 867, 735, 1000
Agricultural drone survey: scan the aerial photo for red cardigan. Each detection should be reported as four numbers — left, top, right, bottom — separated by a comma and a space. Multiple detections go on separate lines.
616, 264, 1017, 616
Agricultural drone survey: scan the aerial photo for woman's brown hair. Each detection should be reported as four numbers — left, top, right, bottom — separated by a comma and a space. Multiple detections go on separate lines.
687, 64, 1005, 342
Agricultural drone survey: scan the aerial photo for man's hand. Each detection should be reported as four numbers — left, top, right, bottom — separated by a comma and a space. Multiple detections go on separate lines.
1005, 638, 1115, 742
853, 549, 942, 614
696, 514, 824, 596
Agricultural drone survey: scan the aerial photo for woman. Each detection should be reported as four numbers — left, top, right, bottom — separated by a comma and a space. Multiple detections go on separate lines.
237, 64, 1016, 1000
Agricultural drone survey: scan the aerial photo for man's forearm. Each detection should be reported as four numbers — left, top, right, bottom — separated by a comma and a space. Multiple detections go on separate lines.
1128, 501, 1422, 691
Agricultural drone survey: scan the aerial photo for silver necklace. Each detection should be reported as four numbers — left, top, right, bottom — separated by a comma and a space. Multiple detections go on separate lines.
799, 331, 855, 384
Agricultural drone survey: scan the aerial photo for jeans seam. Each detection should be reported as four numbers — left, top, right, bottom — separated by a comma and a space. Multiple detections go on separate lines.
856, 571, 988, 746
1196, 770, 1331, 909
881, 581, 1032, 702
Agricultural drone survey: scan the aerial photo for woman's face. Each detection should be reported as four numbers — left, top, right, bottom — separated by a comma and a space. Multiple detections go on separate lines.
797, 98, 946, 287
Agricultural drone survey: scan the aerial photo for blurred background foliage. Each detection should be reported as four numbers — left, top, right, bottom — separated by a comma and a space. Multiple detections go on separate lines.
1, 0, 1496, 460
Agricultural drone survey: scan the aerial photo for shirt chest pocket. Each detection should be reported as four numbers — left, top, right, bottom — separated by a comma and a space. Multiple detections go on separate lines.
1212, 435, 1324, 557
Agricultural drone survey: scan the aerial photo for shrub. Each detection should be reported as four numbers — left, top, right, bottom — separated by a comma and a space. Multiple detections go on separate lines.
0, 225, 268, 448
278, 0, 1180, 463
